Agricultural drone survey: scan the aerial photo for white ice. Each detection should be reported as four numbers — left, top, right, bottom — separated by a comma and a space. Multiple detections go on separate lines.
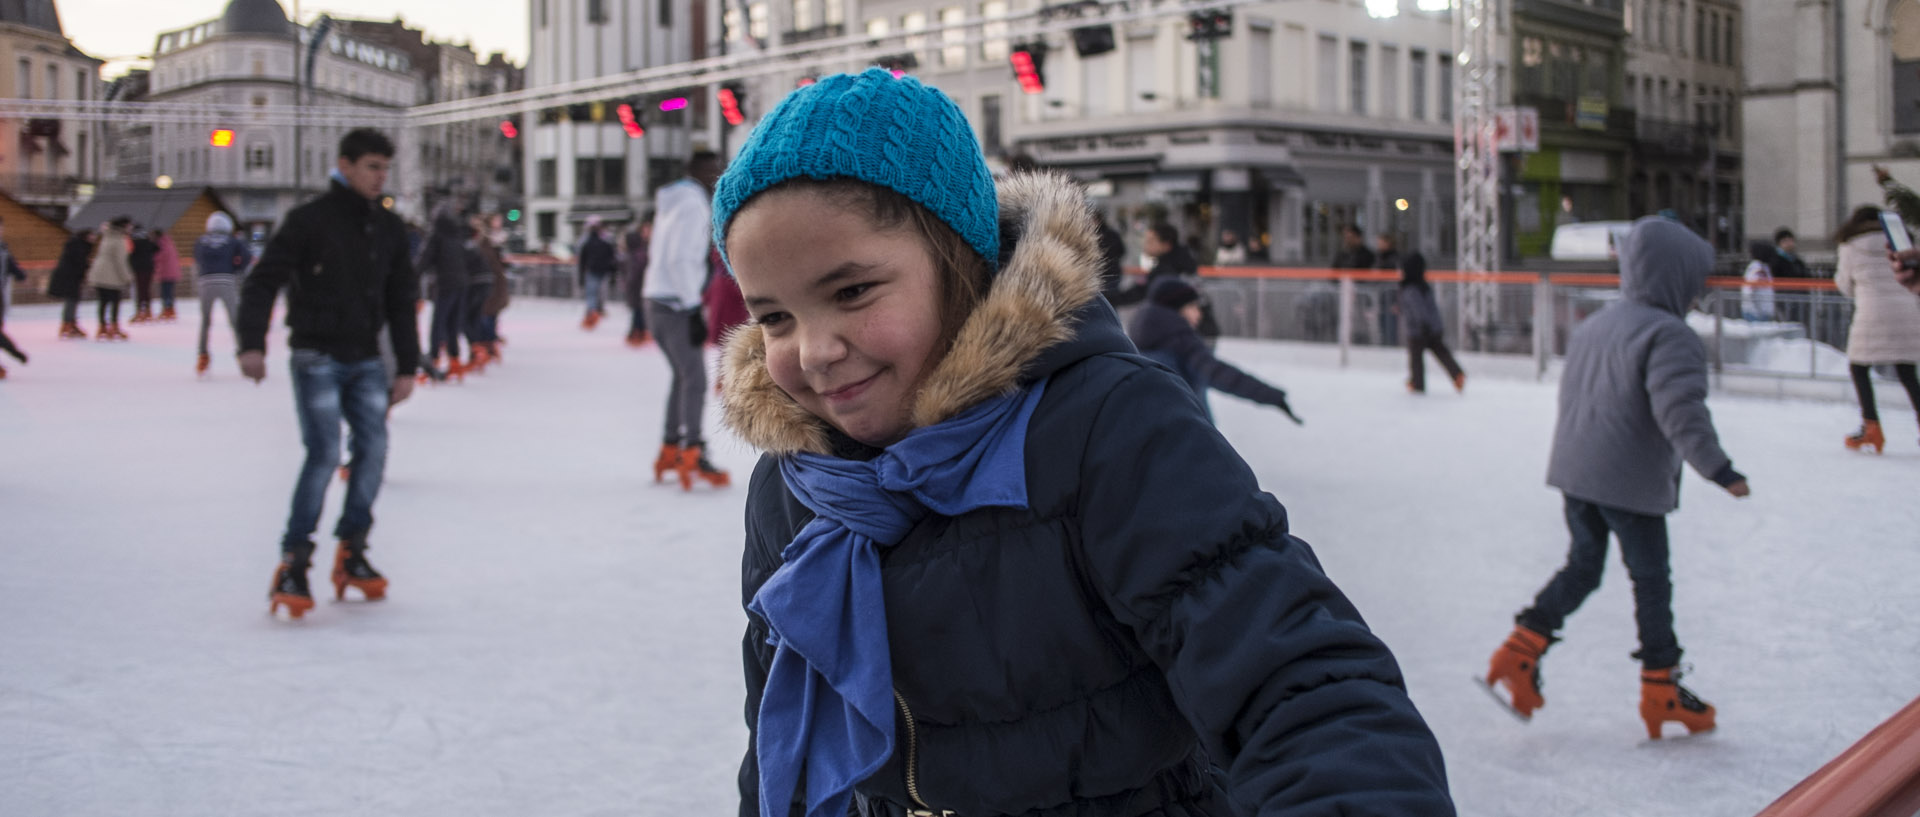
2, 297, 1915, 817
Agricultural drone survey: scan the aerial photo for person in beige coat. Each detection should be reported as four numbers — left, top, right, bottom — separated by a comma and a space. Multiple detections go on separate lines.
84, 216, 135, 341
1833, 206, 1920, 453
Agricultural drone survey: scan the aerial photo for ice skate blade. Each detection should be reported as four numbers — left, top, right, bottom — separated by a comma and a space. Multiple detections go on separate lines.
1640, 723, 1715, 744
1473, 676, 1533, 723
269, 595, 314, 620
331, 578, 387, 602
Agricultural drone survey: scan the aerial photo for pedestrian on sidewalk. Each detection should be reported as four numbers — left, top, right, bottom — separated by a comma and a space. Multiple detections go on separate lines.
716, 68, 1452, 817
192, 212, 252, 375
47, 228, 95, 339
237, 128, 420, 620
85, 217, 134, 341
1484, 216, 1750, 740
1832, 206, 1920, 454
1397, 253, 1466, 394
643, 150, 729, 489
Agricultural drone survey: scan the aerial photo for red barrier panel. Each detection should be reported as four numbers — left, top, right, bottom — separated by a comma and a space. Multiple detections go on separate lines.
1754, 695, 1920, 817
1188, 265, 1841, 293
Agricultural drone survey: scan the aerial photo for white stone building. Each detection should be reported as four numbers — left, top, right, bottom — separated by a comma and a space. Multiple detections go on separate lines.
146, 0, 421, 230
0, 0, 103, 218
1743, 0, 1920, 249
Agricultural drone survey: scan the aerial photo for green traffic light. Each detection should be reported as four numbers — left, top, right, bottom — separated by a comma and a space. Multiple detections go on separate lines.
507, 209, 521, 222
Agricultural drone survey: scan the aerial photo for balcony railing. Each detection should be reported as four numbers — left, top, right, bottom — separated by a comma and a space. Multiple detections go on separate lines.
0, 172, 84, 199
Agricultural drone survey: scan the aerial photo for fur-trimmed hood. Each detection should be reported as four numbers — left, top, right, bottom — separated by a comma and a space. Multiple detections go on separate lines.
720, 172, 1110, 456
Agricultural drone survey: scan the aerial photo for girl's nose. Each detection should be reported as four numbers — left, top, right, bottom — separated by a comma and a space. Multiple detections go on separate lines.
798, 322, 848, 375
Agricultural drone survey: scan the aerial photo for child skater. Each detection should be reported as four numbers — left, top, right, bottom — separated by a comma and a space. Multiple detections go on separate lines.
715, 68, 1453, 817
1397, 253, 1466, 393
1484, 217, 1751, 740
1127, 276, 1301, 424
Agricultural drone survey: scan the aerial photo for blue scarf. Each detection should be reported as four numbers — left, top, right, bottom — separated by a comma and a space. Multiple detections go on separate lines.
749, 380, 1050, 817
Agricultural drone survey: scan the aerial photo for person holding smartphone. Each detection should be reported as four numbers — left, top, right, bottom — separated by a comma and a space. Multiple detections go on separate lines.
1833, 206, 1920, 453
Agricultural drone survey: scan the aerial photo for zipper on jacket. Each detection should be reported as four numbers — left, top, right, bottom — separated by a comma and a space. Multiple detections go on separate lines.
892, 689, 954, 817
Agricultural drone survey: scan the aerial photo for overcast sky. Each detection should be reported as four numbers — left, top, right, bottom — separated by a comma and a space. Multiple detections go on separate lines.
57, 0, 529, 78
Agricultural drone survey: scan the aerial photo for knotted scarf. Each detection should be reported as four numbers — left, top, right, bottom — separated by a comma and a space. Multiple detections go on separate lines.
749, 380, 1050, 817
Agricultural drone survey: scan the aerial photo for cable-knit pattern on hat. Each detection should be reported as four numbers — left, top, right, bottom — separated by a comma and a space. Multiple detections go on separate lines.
711, 68, 1000, 274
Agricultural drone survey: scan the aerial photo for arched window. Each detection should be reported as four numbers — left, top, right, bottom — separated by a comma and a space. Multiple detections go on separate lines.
1893, 0, 1920, 133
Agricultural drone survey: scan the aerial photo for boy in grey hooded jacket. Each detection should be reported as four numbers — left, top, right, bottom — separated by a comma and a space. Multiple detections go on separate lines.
1484, 217, 1750, 740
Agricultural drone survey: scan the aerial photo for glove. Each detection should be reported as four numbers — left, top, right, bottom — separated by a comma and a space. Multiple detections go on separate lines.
1274, 394, 1304, 426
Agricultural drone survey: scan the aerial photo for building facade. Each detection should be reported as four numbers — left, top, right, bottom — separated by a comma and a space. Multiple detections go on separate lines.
1744, 0, 1920, 252
523, 0, 710, 251
1621, 0, 1742, 251
146, 0, 421, 229
0, 0, 103, 220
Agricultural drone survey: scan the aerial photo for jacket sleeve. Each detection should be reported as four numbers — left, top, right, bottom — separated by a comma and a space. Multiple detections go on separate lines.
386, 227, 422, 376
238, 215, 308, 353
1644, 325, 1736, 484
1834, 247, 1857, 299
1173, 329, 1290, 410
739, 457, 821, 817
1075, 366, 1454, 816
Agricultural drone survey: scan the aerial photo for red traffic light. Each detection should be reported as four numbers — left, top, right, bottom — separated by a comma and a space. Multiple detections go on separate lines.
616, 103, 644, 138
499, 120, 519, 139
1010, 47, 1045, 95
718, 86, 745, 127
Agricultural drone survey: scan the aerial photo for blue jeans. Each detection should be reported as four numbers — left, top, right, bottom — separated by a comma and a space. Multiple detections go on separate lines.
282, 350, 390, 552
1518, 495, 1681, 669
584, 273, 608, 314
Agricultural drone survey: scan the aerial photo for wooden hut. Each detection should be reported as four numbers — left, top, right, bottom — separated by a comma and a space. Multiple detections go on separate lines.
0, 190, 73, 303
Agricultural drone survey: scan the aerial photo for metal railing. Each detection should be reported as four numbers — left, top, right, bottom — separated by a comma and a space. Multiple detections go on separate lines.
1197, 268, 1855, 383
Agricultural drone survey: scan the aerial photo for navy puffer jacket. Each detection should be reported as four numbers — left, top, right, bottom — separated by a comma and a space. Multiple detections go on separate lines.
722, 174, 1453, 817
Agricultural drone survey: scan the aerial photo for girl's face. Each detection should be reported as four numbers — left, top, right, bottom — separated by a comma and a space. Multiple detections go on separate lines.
728, 189, 947, 448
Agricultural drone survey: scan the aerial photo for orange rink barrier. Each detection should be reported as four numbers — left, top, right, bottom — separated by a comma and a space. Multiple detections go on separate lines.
1753, 695, 1920, 817
1187, 265, 1840, 292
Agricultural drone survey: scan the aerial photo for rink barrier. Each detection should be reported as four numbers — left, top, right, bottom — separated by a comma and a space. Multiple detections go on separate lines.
1753, 695, 1920, 817
1186, 266, 1851, 383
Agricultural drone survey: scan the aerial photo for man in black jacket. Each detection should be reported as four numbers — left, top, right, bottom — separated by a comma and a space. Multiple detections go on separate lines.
577, 216, 617, 329
1111, 223, 1219, 340
238, 128, 420, 620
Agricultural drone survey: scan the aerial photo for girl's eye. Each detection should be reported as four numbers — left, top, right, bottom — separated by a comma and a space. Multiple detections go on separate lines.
835, 283, 875, 302
754, 311, 789, 328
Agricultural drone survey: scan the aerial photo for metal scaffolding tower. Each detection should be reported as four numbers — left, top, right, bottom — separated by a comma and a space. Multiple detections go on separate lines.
1453, 0, 1501, 352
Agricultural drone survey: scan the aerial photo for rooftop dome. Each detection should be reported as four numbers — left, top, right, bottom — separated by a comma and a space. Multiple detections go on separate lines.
219, 0, 293, 38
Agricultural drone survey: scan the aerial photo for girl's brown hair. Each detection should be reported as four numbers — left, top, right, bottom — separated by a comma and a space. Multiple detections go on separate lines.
1835, 205, 1886, 244
739, 177, 994, 353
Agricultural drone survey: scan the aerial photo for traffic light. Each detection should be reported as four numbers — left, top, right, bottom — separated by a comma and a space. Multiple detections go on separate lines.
718, 83, 746, 127
1186, 10, 1232, 41
210, 128, 235, 147
499, 118, 519, 139
506, 209, 521, 222
1010, 43, 1047, 94
568, 102, 608, 123
615, 102, 645, 138
657, 96, 689, 112
1071, 24, 1115, 57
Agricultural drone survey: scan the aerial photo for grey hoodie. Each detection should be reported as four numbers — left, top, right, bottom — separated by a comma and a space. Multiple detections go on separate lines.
1545, 217, 1742, 516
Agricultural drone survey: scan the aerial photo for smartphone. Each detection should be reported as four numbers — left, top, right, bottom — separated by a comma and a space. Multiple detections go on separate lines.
1882, 210, 1915, 254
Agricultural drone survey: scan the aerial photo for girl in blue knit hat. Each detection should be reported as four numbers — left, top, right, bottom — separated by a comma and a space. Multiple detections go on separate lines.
716, 67, 1454, 817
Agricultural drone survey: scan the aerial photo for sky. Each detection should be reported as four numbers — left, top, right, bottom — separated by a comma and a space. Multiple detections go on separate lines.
56, 0, 530, 78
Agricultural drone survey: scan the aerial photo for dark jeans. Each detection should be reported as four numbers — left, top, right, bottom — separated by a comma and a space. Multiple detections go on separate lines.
96, 288, 122, 325
647, 300, 706, 444
61, 294, 80, 325
1850, 363, 1920, 423
429, 286, 467, 362
464, 284, 494, 346
159, 281, 176, 311
1518, 494, 1681, 670
132, 269, 153, 309
282, 350, 390, 551
1406, 330, 1463, 392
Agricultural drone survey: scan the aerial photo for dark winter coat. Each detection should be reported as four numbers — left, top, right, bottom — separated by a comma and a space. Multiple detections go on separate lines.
416, 211, 469, 294
237, 180, 422, 376
622, 229, 649, 309
1127, 299, 1292, 416
478, 241, 511, 316
128, 235, 159, 276
1331, 244, 1376, 269
577, 230, 617, 282
1095, 218, 1126, 299
46, 233, 93, 299
193, 233, 253, 280
723, 174, 1453, 817
1545, 217, 1741, 516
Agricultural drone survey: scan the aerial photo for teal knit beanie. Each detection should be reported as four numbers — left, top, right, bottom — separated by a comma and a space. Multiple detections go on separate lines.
711, 68, 1000, 274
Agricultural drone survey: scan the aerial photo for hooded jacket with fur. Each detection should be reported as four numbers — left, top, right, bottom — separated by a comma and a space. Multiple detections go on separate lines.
1545, 217, 1742, 516
724, 173, 1453, 817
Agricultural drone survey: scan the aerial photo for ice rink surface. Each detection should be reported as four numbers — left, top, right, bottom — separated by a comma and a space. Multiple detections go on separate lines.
2, 298, 1915, 817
